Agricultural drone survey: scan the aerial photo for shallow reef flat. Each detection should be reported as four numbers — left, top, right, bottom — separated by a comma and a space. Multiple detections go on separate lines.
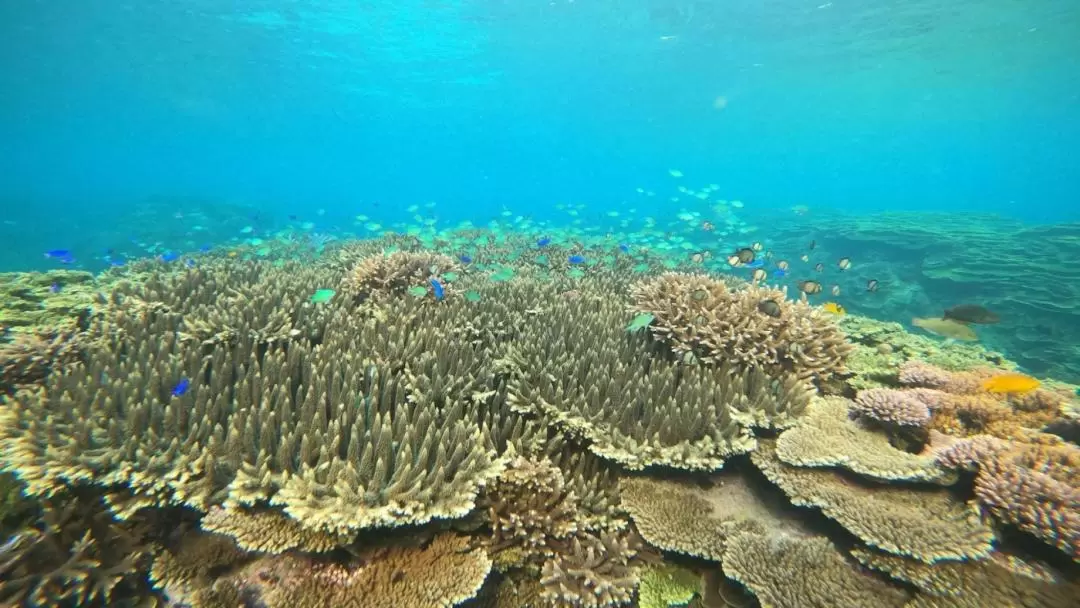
1, 233, 1078, 608
766, 210, 1080, 385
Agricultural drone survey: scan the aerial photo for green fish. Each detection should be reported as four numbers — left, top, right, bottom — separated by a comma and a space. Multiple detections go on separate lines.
464, 290, 482, 302
626, 313, 655, 333
310, 289, 336, 303
407, 286, 429, 298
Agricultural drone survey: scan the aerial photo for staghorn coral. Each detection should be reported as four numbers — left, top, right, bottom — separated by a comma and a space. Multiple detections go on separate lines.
0, 492, 155, 607
539, 529, 645, 608
629, 273, 853, 383
478, 456, 585, 570
619, 472, 805, 561
0, 270, 97, 335
0, 329, 81, 394
852, 387, 936, 428
851, 548, 1079, 608
204, 532, 491, 608
775, 397, 952, 483
721, 532, 909, 608
508, 292, 809, 471
937, 436, 1080, 560
343, 251, 459, 303
0, 263, 506, 536
201, 506, 352, 554
752, 440, 995, 563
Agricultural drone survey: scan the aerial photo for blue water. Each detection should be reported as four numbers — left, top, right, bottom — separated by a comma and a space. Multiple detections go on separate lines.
3, 1, 1078, 244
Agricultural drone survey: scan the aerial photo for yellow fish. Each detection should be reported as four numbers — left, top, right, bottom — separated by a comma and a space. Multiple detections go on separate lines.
982, 373, 1040, 394
821, 302, 846, 316
912, 317, 978, 341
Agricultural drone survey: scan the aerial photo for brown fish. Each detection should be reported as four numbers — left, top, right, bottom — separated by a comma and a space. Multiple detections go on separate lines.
798, 280, 823, 295
866, 279, 879, 292
736, 248, 755, 264
726, 254, 742, 267
838, 257, 851, 271
757, 299, 782, 318
751, 242, 764, 252
777, 260, 790, 271
691, 252, 705, 264
943, 304, 1000, 325
830, 284, 841, 296
814, 263, 824, 272
751, 268, 767, 283
912, 317, 979, 341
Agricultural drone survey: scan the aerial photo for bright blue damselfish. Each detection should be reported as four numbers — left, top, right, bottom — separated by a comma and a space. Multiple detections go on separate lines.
429, 278, 445, 300
171, 378, 190, 397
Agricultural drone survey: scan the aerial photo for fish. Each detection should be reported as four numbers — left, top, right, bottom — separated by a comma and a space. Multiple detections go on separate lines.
735, 248, 755, 264
814, 263, 824, 272
757, 299, 782, 318
866, 279, 879, 292
821, 302, 846, 316
199, 244, 212, 253
751, 268, 767, 283
772, 269, 788, 279
751, 242, 763, 252
912, 317, 978, 341
184, 259, 197, 268
745, 258, 765, 269
691, 252, 705, 264
701, 221, 715, 231
49, 282, 62, 294
43, 249, 71, 259
837, 257, 851, 271
808, 240, 816, 250
626, 313, 655, 333
310, 289, 336, 303
459, 254, 473, 264
429, 278, 445, 301
798, 280, 823, 295
830, 285, 841, 296
943, 304, 1000, 325
776, 260, 790, 271
568, 254, 586, 264
981, 373, 1039, 394
161, 251, 180, 262
726, 254, 742, 267
800, 254, 810, 262
171, 378, 191, 397
619, 243, 630, 253
537, 237, 552, 248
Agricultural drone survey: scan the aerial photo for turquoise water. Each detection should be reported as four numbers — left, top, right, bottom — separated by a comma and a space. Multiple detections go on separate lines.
1, 4, 1079, 606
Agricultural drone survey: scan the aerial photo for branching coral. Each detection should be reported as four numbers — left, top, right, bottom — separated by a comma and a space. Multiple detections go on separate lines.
539, 529, 646, 608
852, 387, 936, 428
776, 397, 951, 483
0, 492, 155, 607
343, 251, 459, 303
897, 361, 1067, 439
752, 440, 995, 563
629, 273, 853, 383
201, 506, 352, 554
0, 330, 80, 394
508, 292, 810, 471
937, 436, 1079, 560
721, 532, 909, 608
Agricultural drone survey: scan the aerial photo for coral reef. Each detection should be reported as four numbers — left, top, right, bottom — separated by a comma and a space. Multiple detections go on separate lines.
937, 436, 1079, 559
0, 492, 155, 607
0, 246, 1077, 608
629, 273, 853, 383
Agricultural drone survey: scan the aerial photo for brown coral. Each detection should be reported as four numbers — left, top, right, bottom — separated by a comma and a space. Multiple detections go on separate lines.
630, 273, 853, 383
721, 532, 909, 608
753, 440, 995, 563
0, 330, 80, 394
202, 533, 491, 608
343, 251, 459, 303
539, 529, 645, 608
775, 397, 952, 483
852, 387, 936, 428
852, 548, 1080, 608
201, 506, 353, 554
0, 492, 155, 607
938, 436, 1079, 560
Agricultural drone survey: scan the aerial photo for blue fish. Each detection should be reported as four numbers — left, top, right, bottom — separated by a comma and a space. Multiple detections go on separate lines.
773, 268, 788, 279
618, 243, 630, 253
745, 259, 765, 269
568, 254, 586, 264
109, 258, 126, 267
171, 378, 190, 397
43, 249, 71, 259
199, 244, 212, 253
49, 282, 62, 294
537, 237, 552, 248
184, 259, 197, 268
161, 251, 180, 263
459, 254, 473, 264
429, 278, 445, 301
